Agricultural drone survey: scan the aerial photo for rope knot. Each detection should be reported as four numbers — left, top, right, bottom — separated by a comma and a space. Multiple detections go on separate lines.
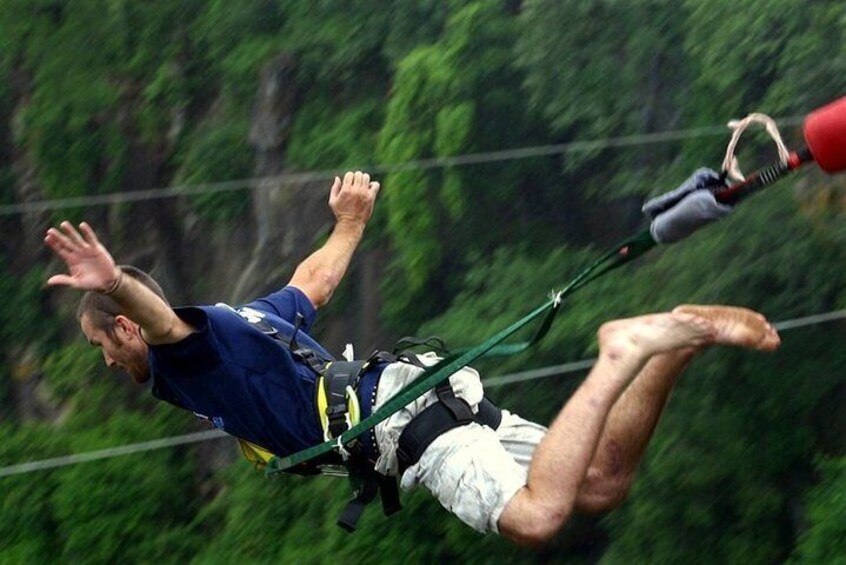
550, 289, 564, 308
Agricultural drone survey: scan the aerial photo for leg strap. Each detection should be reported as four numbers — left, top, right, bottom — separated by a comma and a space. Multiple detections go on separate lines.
319, 359, 402, 532
396, 392, 503, 475
476, 395, 503, 430
338, 459, 402, 532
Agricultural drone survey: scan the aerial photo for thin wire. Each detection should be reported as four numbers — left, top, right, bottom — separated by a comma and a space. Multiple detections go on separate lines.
0, 117, 805, 216
0, 430, 227, 478
484, 359, 597, 388
0, 305, 842, 478
770, 309, 846, 331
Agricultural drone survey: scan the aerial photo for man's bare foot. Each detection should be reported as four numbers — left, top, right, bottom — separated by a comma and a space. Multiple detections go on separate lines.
598, 312, 717, 364
672, 305, 780, 351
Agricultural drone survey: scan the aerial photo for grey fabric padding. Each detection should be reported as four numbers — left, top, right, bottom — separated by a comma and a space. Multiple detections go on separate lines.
649, 189, 733, 244
642, 168, 725, 219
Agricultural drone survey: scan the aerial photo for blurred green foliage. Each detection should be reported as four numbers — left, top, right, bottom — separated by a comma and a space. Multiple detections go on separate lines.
790, 455, 846, 562
0, 263, 55, 351
1, 0, 845, 563
176, 119, 253, 222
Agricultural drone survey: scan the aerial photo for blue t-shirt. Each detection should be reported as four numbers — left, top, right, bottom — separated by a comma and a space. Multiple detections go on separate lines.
148, 286, 331, 456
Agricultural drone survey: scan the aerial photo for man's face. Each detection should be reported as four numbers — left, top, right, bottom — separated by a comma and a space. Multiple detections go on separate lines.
80, 313, 151, 384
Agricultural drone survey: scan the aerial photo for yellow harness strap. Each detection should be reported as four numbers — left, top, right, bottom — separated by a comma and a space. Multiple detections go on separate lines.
238, 439, 276, 470
316, 364, 361, 439
237, 362, 363, 470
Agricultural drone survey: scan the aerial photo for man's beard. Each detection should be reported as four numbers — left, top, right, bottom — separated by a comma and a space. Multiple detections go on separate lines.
126, 362, 151, 384
131, 370, 152, 384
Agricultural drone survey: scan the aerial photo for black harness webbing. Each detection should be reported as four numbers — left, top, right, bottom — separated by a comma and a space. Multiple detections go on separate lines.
319, 357, 405, 531
336, 455, 402, 532
321, 360, 366, 439
338, 466, 402, 532
296, 343, 506, 531
233, 310, 401, 530
397, 393, 502, 475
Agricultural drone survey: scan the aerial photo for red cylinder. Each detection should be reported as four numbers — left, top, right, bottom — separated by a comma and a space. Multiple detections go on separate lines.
803, 96, 846, 174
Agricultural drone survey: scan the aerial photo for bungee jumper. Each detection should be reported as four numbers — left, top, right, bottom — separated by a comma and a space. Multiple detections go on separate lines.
43, 96, 846, 545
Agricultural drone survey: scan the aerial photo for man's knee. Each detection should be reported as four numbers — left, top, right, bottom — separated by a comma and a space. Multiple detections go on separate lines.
498, 489, 572, 546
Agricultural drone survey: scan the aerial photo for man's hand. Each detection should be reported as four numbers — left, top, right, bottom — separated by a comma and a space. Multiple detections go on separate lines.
287, 171, 380, 307
329, 171, 380, 225
44, 221, 122, 293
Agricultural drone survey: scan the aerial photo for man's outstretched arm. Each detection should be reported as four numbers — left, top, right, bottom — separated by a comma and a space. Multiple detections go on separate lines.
288, 171, 380, 308
44, 221, 194, 345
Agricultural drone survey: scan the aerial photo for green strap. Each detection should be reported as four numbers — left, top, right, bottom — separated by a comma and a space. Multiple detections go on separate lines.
481, 230, 656, 358
266, 229, 657, 475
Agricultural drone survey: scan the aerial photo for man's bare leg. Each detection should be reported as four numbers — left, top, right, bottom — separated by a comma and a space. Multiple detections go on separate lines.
573, 349, 694, 512
575, 305, 780, 513
497, 311, 717, 546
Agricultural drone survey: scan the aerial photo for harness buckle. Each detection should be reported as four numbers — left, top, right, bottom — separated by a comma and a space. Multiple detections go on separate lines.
318, 362, 366, 442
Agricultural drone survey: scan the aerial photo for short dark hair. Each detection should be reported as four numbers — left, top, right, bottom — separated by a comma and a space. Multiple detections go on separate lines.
77, 265, 169, 336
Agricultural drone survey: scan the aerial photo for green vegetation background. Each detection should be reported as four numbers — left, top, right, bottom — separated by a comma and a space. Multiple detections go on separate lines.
1, 1, 845, 563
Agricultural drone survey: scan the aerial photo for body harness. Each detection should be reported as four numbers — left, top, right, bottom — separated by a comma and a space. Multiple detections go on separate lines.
245, 97, 846, 532
231, 310, 504, 531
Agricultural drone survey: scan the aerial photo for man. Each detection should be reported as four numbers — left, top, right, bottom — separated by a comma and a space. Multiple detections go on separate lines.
44, 171, 780, 545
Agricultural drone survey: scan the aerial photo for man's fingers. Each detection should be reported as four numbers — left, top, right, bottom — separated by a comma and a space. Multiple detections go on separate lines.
46, 274, 75, 287
45, 227, 75, 253
44, 234, 71, 260
48, 226, 75, 248
369, 181, 380, 196
78, 222, 101, 246
60, 221, 86, 247
336, 170, 378, 202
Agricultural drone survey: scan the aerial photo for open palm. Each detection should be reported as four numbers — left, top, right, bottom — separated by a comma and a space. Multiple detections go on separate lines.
44, 221, 121, 292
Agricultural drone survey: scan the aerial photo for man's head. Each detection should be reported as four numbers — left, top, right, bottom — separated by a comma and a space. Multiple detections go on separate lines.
77, 265, 168, 384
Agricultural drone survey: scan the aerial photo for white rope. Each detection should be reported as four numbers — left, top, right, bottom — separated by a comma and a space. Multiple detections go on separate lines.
0, 306, 843, 478
0, 117, 804, 216
722, 113, 792, 182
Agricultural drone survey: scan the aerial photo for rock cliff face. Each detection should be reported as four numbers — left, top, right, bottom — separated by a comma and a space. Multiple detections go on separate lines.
5, 76, 55, 422
233, 52, 387, 355
233, 53, 317, 305
230, 53, 387, 355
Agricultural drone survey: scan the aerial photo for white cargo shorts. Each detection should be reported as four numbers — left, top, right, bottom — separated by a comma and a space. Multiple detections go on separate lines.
372, 354, 548, 534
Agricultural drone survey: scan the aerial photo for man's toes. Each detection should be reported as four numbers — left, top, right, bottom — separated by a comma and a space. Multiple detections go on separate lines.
671, 304, 781, 351
758, 329, 781, 351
